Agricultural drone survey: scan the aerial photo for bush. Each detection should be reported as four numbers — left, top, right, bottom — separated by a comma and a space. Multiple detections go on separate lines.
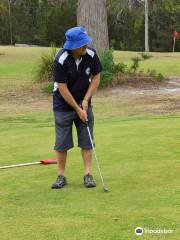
36, 45, 57, 83
147, 69, 165, 82
139, 52, 152, 60
99, 49, 127, 88
156, 73, 165, 82
130, 56, 141, 72
41, 83, 54, 93
100, 71, 114, 88
110, 39, 116, 49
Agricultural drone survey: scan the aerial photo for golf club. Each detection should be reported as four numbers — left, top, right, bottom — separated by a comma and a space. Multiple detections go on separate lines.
86, 121, 108, 192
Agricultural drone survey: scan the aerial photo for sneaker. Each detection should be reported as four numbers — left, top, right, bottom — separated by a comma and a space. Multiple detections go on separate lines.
84, 173, 96, 188
51, 175, 67, 189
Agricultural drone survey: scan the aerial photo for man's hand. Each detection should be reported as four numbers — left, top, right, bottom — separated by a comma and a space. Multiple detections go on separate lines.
82, 99, 88, 111
77, 107, 88, 122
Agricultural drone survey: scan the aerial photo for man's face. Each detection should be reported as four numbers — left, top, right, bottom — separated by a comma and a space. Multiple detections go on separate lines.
73, 44, 88, 56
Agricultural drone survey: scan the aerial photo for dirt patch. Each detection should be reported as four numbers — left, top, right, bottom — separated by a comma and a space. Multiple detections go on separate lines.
0, 84, 52, 114
96, 77, 180, 115
113, 74, 163, 89
108, 77, 180, 95
1, 77, 180, 116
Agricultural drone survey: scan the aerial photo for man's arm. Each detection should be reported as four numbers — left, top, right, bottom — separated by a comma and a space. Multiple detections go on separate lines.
58, 83, 88, 122
82, 73, 100, 110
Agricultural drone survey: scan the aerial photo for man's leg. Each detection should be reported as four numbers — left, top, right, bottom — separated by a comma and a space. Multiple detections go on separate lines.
56, 150, 67, 176
52, 111, 75, 189
75, 106, 96, 188
81, 149, 92, 175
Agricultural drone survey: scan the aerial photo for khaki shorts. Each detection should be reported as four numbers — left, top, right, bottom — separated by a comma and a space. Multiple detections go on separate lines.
54, 106, 94, 151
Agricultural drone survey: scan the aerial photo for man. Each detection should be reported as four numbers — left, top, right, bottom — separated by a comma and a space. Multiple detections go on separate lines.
52, 26, 102, 189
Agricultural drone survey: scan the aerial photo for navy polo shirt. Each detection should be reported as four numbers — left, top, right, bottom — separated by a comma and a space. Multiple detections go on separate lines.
53, 47, 102, 111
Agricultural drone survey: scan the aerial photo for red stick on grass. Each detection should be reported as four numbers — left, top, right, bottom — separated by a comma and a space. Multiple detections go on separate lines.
0, 158, 57, 169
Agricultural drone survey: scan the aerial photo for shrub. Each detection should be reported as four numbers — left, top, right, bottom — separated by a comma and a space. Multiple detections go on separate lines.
36, 45, 57, 83
147, 69, 165, 82
41, 83, 54, 93
139, 52, 152, 60
100, 71, 114, 88
130, 56, 141, 72
99, 49, 127, 88
156, 73, 164, 82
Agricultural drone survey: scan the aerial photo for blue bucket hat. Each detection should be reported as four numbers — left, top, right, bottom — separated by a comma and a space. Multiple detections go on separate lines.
63, 26, 92, 50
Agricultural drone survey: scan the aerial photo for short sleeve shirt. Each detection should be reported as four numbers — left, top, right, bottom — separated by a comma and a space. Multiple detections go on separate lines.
53, 47, 102, 111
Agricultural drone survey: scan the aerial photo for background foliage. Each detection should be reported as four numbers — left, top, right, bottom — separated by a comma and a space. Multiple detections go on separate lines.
0, 0, 180, 51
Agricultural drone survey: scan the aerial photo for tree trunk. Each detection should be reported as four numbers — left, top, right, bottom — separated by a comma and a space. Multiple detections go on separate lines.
77, 0, 109, 52
145, 0, 149, 52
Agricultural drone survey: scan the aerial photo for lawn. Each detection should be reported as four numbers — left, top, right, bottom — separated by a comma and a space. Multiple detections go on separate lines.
0, 46, 180, 239
0, 46, 50, 91
114, 51, 180, 77
0, 113, 179, 239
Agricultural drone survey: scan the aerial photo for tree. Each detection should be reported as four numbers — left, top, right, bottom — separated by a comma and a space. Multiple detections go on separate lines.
128, 0, 150, 51
46, 0, 76, 46
77, 0, 109, 52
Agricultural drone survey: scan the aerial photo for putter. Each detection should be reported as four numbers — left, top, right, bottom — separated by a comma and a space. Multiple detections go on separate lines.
86, 121, 108, 192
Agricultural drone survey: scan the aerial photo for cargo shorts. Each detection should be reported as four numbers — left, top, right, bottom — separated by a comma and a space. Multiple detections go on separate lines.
54, 106, 94, 151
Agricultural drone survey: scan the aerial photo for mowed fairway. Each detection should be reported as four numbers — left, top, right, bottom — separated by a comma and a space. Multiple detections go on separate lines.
114, 51, 180, 76
0, 46, 180, 239
0, 46, 50, 91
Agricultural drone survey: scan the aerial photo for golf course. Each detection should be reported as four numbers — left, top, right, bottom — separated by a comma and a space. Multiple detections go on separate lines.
0, 46, 179, 239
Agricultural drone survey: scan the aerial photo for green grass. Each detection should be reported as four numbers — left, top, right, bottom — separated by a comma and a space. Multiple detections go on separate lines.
0, 46, 180, 239
0, 112, 179, 240
0, 46, 50, 91
114, 51, 180, 76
